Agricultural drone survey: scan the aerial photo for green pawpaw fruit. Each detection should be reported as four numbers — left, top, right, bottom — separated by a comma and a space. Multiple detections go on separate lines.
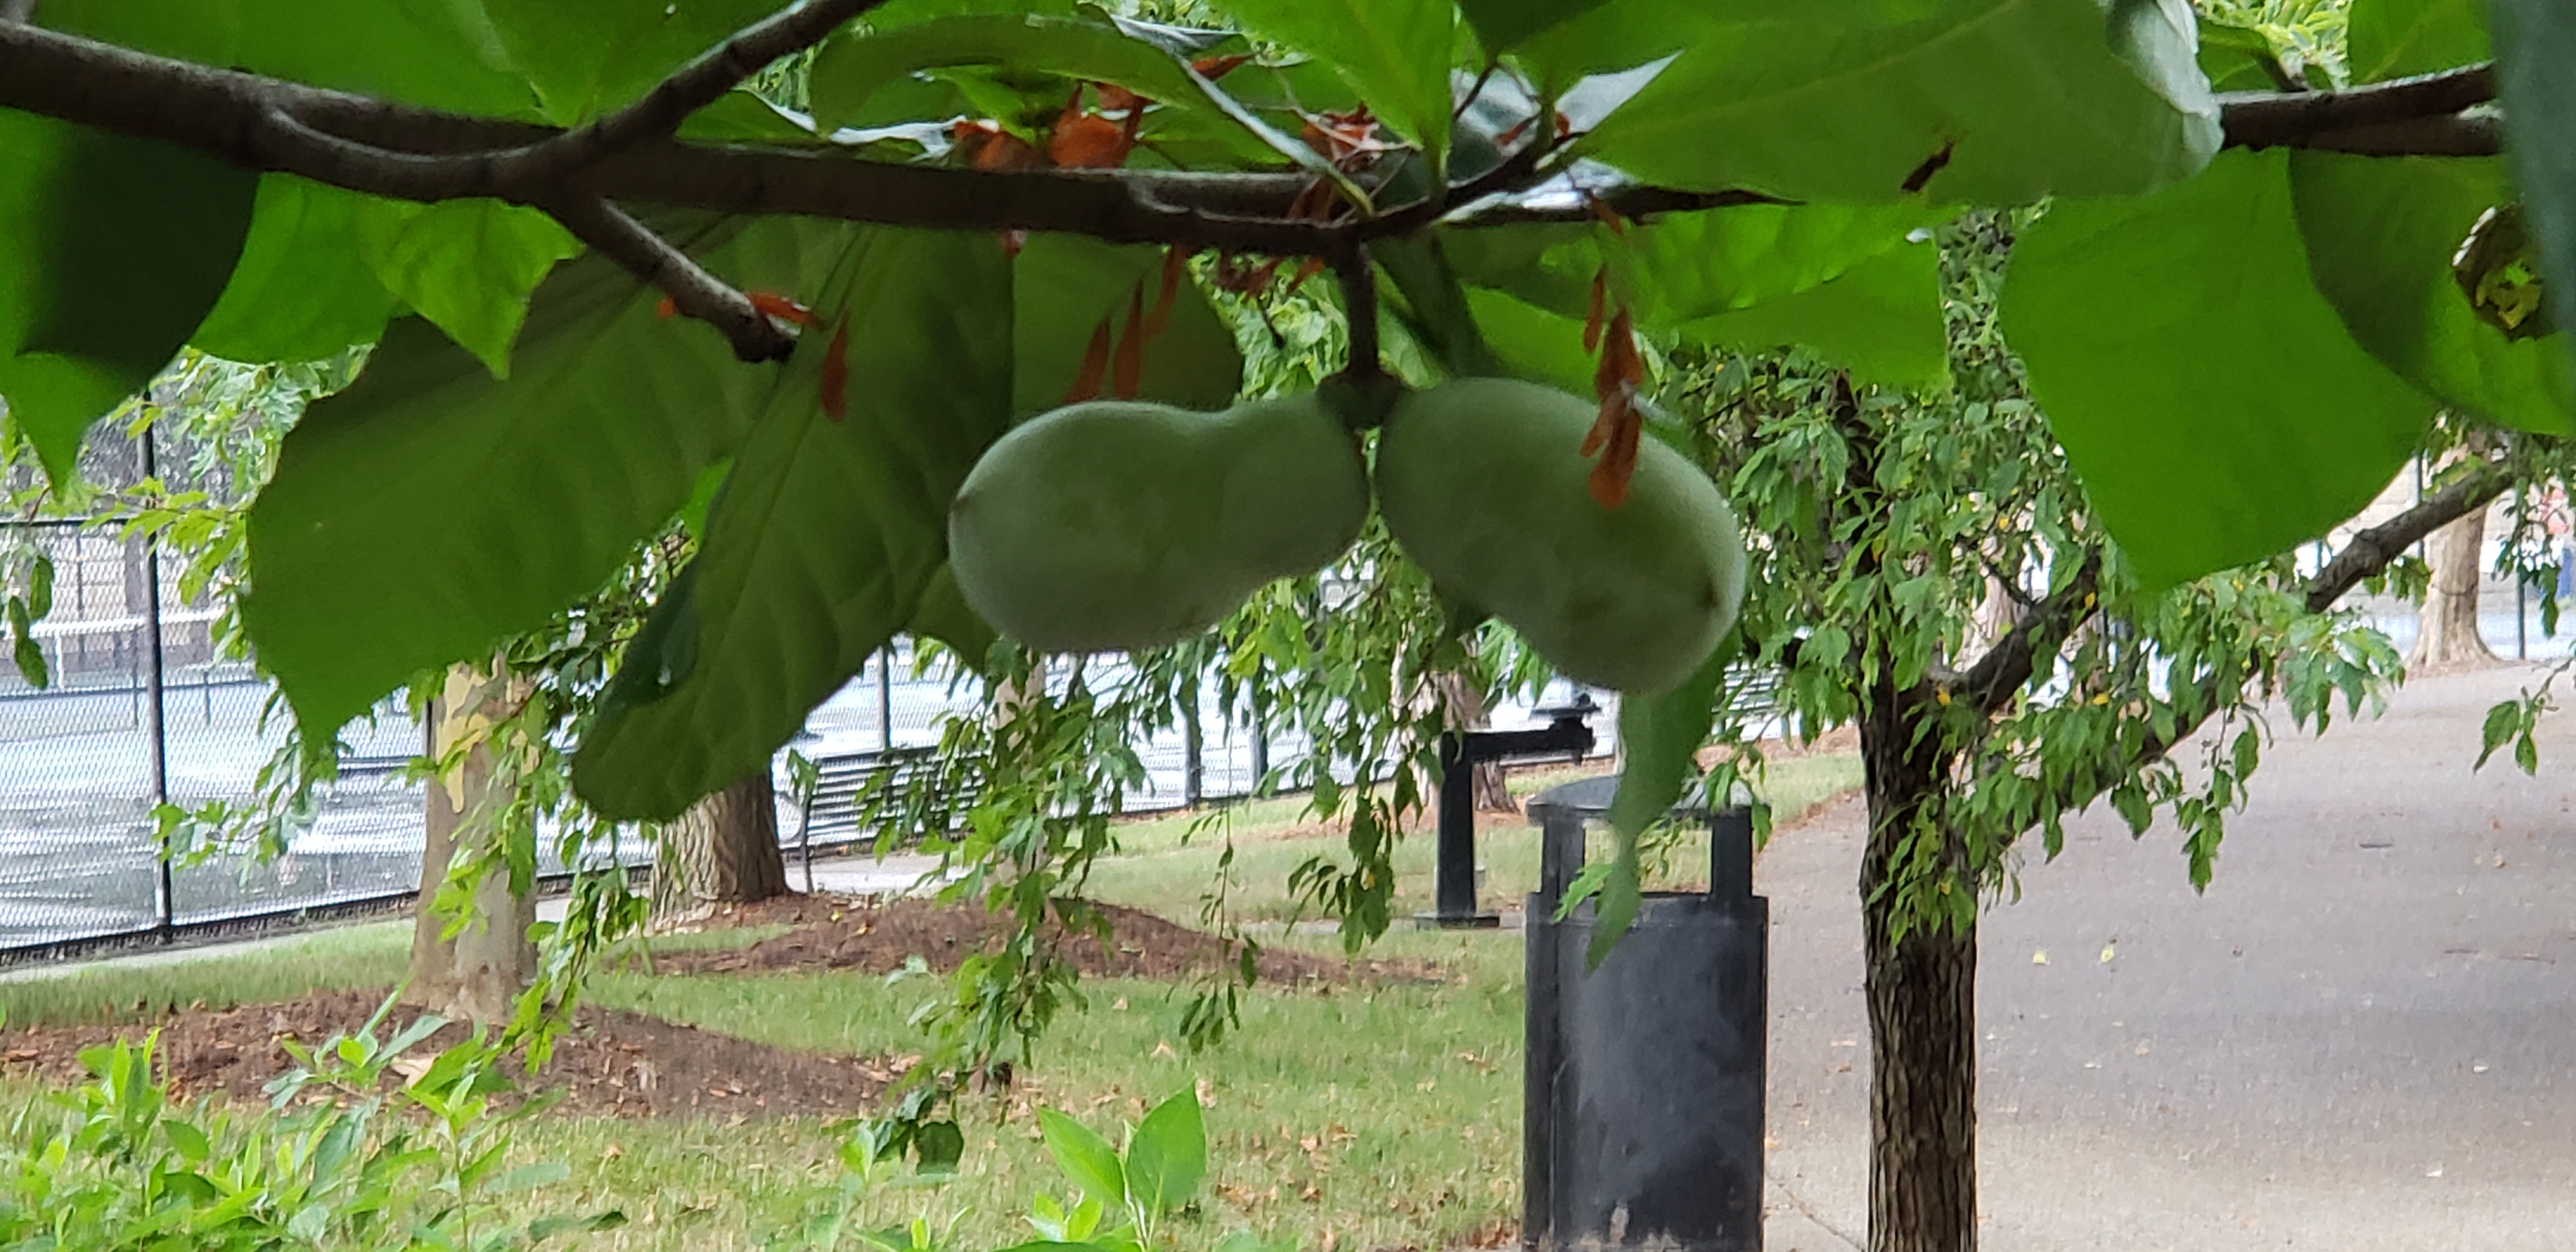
948, 394, 1368, 653
1376, 378, 1747, 694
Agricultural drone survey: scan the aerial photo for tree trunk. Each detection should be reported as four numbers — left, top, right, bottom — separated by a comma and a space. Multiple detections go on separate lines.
1859, 683, 1977, 1252
652, 769, 787, 918
2409, 502, 2496, 669
405, 666, 536, 1028
1431, 670, 1515, 813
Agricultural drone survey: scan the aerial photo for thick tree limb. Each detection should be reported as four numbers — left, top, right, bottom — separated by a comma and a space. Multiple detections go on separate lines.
2124, 459, 2511, 780
2303, 457, 2513, 613
1958, 553, 2103, 717
2220, 63, 2499, 155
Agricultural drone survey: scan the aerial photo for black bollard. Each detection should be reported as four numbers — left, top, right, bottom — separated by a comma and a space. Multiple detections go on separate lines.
1524, 776, 1768, 1252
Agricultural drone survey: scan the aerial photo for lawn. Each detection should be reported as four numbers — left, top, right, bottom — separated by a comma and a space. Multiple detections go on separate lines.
0, 753, 1858, 1252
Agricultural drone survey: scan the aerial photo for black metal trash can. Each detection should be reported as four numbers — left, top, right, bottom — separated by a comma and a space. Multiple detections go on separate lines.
1524, 775, 1768, 1252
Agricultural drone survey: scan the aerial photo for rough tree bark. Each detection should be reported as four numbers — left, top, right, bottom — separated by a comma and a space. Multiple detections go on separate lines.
652, 769, 786, 918
1431, 670, 1516, 813
2409, 500, 2497, 669
405, 665, 535, 1027
1859, 678, 1976, 1252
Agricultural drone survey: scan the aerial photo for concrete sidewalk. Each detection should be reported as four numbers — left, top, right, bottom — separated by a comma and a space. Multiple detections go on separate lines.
1758, 664, 2576, 1249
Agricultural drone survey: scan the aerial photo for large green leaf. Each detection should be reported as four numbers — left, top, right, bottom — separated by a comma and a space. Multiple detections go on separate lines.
2290, 154, 2573, 435
2346, 0, 2488, 83
1206, 0, 1455, 159
238, 0, 535, 117
1009, 236, 1241, 417
1462, 289, 1595, 393
1457, 0, 1617, 54
487, 0, 786, 125
0, 111, 256, 483
41, 0, 538, 118
243, 218, 855, 739
2194, 17, 2281, 92
1607, 202, 1945, 326
1588, 640, 1733, 968
2494, 0, 2576, 378
1123, 1090, 1206, 1216
574, 230, 1015, 820
2001, 149, 2436, 591
1675, 240, 1951, 390
1505, 0, 1735, 93
810, 13, 1208, 130
1579, 0, 2220, 204
356, 200, 582, 379
190, 178, 399, 363
1446, 202, 1935, 335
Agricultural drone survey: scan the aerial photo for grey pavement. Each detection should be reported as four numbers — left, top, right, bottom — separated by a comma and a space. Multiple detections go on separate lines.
1759, 664, 2576, 1249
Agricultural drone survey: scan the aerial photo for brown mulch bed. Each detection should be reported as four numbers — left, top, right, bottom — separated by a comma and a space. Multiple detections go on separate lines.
0, 986, 888, 1120
655, 894, 1439, 984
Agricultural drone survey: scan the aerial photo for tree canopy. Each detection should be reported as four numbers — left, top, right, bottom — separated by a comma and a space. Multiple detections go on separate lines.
3, 0, 2566, 828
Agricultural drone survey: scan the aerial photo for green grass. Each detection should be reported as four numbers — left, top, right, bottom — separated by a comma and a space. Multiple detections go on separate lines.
0, 751, 1860, 1252
0, 920, 411, 1028
1084, 753, 1863, 926
532, 933, 1528, 1252
0, 918, 788, 1031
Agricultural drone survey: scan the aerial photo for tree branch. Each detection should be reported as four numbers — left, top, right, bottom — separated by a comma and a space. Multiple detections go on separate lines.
1335, 243, 1386, 384
489, 0, 888, 186
0, 20, 1781, 260
2221, 63, 2499, 155
1436, 183, 1788, 228
1958, 553, 2103, 716
551, 197, 796, 362
2303, 456, 2512, 613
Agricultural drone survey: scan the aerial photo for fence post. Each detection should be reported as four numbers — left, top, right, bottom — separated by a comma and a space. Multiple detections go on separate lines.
1183, 694, 1204, 807
877, 646, 894, 752
141, 427, 174, 936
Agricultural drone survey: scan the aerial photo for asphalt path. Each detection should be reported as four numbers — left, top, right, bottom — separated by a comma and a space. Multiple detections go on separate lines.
1759, 664, 2576, 1249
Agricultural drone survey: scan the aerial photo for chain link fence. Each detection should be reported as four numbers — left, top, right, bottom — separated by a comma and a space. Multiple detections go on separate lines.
1, 512, 1618, 961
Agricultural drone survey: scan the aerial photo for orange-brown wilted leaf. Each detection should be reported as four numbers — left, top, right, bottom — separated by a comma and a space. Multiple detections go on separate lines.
1586, 194, 1629, 237
1112, 283, 1146, 399
1094, 82, 1148, 114
746, 291, 818, 327
954, 119, 1046, 171
1144, 245, 1188, 338
1050, 112, 1133, 168
1282, 256, 1327, 295
1583, 268, 1607, 353
1580, 388, 1620, 457
1588, 408, 1641, 509
1066, 314, 1113, 404
1190, 52, 1252, 79
655, 296, 678, 319
819, 322, 850, 423
1592, 307, 1639, 398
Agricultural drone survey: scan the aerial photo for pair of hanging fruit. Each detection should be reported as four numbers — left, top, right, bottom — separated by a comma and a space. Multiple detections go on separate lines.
947, 377, 1744, 696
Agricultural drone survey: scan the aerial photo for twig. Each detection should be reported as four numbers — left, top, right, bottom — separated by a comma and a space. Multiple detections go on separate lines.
1335, 243, 1386, 384
489, 0, 890, 185
549, 197, 795, 362
1440, 185, 1789, 227
2221, 62, 2497, 151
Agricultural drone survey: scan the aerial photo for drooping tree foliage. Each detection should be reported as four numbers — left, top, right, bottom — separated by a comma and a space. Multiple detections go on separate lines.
3, 1, 2573, 1248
